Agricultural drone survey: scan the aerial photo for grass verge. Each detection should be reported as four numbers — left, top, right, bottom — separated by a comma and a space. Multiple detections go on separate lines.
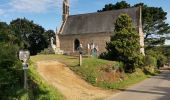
25, 60, 63, 100
97, 68, 148, 89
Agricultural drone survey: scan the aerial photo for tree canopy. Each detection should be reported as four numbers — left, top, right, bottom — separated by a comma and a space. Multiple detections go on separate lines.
0, 21, 23, 99
98, 1, 170, 47
10, 18, 50, 55
0, 18, 56, 98
44, 29, 56, 46
98, 1, 130, 12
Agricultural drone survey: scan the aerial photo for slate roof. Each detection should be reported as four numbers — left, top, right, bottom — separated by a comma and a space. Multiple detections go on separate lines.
61, 7, 140, 35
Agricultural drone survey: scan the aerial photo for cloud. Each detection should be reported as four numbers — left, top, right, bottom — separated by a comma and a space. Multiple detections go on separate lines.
9, 0, 62, 13
0, 9, 4, 15
0, 0, 78, 26
7, 0, 78, 13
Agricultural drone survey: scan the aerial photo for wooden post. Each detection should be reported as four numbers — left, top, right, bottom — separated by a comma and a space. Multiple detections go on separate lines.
78, 44, 83, 66
79, 54, 82, 66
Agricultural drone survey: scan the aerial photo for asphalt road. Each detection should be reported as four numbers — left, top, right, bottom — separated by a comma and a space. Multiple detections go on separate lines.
107, 69, 170, 100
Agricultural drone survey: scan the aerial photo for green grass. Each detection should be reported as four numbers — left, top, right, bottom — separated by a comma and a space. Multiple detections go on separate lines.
31, 54, 115, 85
97, 68, 149, 89
31, 54, 159, 91
70, 57, 115, 84
26, 59, 63, 100
31, 54, 78, 67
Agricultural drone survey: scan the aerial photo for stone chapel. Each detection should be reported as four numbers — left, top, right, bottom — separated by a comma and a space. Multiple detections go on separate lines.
56, 0, 144, 56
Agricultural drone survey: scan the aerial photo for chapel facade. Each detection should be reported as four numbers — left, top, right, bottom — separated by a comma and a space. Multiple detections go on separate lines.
56, 0, 145, 56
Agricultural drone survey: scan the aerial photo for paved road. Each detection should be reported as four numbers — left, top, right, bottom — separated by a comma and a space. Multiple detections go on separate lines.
107, 69, 170, 100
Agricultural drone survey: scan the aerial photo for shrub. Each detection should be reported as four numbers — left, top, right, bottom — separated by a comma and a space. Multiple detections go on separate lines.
99, 52, 109, 59
144, 55, 157, 67
157, 54, 167, 69
39, 47, 55, 54
0, 43, 22, 99
145, 49, 167, 69
113, 62, 124, 71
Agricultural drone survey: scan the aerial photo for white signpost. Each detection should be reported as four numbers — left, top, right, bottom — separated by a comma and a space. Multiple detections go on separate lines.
19, 50, 30, 89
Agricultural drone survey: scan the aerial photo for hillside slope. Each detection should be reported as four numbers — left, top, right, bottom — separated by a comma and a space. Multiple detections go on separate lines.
36, 60, 113, 100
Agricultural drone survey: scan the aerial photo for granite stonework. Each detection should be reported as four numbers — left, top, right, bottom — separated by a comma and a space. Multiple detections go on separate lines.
56, 0, 144, 55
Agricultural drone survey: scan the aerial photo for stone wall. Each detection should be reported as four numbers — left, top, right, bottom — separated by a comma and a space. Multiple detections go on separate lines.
57, 7, 145, 56
59, 33, 112, 55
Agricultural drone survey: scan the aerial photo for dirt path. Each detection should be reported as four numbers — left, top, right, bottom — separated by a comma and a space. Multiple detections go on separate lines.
36, 60, 113, 100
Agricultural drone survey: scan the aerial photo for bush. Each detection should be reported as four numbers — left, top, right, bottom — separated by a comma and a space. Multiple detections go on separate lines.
144, 55, 157, 67
145, 49, 167, 69
0, 43, 23, 99
113, 61, 124, 71
39, 47, 55, 54
157, 54, 167, 69
99, 52, 113, 60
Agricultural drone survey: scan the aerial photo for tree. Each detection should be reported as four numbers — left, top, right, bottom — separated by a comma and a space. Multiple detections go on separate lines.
134, 3, 170, 46
0, 21, 22, 99
10, 18, 48, 55
97, 1, 130, 12
44, 30, 56, 46
145, 46, 167, 69
162, 45, 170, 66
0, 22, 9, 42
0, 22, 20, 45
106, 14, 143, 72
98, 1, 170, 47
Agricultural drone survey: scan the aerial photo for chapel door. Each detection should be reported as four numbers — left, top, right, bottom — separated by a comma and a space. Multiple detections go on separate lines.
74, 39, 80, 51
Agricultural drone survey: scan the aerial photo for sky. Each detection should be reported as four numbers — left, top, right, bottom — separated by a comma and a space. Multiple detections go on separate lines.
0, 0, 170, 32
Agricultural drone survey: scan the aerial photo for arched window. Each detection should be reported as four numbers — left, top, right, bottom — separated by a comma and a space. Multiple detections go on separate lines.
74, 39, 80, 51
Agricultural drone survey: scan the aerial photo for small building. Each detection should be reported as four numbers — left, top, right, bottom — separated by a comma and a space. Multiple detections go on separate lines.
56, 0, 144, 56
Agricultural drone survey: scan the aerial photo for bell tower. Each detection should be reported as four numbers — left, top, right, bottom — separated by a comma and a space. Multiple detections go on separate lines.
59, 0, 69, 34
63, 0, 69, 22
55, 0, 69, 54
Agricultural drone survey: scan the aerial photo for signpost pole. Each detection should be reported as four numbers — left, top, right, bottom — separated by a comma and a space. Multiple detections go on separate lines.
19, 50, 30, 90
24, 69, 27, 89
23, 63, 28, 89
79, 54, 82, 66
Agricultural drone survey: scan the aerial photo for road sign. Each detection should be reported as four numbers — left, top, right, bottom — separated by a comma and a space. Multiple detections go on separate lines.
19, 50, 30, 63
19, 50, 30, 89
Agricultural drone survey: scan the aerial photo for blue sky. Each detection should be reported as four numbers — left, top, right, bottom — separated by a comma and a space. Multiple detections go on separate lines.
0, 0, 170, 32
